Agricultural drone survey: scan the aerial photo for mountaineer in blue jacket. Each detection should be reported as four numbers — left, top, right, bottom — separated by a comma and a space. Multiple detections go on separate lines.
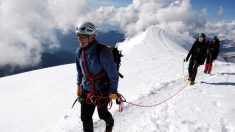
75, 22, 119, 132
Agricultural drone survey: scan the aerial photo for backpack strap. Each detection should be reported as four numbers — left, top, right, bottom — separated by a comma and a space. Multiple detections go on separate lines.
81, 49, 107, 95
96, 44, 124, 78
96, 43, 105, 63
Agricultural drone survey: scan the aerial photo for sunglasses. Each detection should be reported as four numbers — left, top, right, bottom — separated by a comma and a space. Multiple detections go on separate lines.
77, 34, 88, 40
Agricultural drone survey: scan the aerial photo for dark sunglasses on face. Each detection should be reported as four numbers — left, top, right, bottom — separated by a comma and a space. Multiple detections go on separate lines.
77, 34, 88, 39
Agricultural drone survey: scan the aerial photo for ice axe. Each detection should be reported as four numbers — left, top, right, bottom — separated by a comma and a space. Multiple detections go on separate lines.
71, 96, 84, 109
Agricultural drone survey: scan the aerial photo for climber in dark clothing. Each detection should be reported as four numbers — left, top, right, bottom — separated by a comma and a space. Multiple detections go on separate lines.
204, 36, 220, 74
184, 33, 207, 85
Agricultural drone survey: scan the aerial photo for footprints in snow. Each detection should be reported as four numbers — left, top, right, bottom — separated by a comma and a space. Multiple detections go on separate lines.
212, 101, 222, 107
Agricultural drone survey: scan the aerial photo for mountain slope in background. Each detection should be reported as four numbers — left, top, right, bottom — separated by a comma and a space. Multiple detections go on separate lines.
220, 39, 235, 62
55, 30, 125, 53
0, 26, 234, 132
0, 50, 75, 77
0, 30, 125, 78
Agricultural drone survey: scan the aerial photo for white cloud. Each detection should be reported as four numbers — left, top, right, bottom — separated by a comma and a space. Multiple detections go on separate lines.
217, 6, 223, 20
201, 8, 208, 16
205, 21, 235, 40
85, 0, 206, 36
47, 0, 87, 32
0, 0, 88, 67
1, 0, 230, 67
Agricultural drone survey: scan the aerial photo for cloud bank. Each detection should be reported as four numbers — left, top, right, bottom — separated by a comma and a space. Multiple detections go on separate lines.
86, 0, 206, 36
217, 6, 224, 20
205, 21, 235, 40
0, 0, 87, 67
0, 0, 233, 67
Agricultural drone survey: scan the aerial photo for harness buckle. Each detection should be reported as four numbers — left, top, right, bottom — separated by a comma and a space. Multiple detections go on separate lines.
90, 95, 97, 104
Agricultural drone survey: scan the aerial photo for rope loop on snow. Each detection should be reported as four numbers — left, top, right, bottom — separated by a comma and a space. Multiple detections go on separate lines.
118, 81, 188, 109
116, 66, 199, 111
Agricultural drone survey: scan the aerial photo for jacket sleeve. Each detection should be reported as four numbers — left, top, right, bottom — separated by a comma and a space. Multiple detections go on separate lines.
75, 49, 83, 85
99, 48, 119, 92
186, 42, 196, 61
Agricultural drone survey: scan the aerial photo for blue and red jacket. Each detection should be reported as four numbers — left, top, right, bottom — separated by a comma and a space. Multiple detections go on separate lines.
75, 40, 119, 92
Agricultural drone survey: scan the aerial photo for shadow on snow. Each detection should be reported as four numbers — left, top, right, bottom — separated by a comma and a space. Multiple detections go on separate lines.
200, 81, 235, 86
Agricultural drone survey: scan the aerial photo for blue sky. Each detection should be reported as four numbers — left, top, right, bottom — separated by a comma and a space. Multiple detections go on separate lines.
87, 0, 131, 8
191, 0, 234, 22
88, 0, 234, 22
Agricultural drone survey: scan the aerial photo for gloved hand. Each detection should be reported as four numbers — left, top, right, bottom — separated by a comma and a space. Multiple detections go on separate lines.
184, 57, 189, 62
77, 84, 81, 97
109, 92, 119, 100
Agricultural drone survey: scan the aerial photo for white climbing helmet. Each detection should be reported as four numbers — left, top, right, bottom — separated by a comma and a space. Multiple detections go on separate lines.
75, 22, 97, 35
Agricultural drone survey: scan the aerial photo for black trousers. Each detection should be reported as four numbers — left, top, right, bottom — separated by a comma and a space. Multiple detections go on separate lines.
205, 55, 214, 64
80, 94, 114, 132
188, 60, 199, 81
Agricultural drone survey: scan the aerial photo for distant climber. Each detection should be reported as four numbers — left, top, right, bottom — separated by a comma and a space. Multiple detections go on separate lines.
204, 36, 220, 74
184, 33, 207, 85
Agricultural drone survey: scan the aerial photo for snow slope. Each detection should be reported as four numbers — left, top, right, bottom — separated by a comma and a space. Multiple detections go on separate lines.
0, 64, 77, 132
0, 26, 235, 132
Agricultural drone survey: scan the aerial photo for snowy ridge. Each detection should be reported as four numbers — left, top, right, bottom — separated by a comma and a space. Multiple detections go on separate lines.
118, 27, 194, 101
0, 26, 235, 132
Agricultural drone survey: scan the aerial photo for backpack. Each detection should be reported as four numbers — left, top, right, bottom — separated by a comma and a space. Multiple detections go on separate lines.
96, 44, 124, 78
